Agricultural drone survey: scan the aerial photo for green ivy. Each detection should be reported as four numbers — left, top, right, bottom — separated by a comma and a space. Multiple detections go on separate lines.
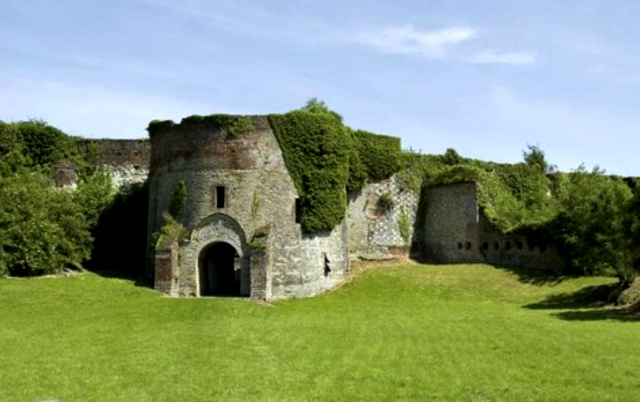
168, 180, 188, 219
399, 151, 556, 234
268, 111, 349, 233
155, 215, 189, 249
398, 207, 411, 244
251, 192, 261, 219
147, 114, 254, 139
250, 224, 271, 250
353, 130, 401, 181
378, 192, 394, 210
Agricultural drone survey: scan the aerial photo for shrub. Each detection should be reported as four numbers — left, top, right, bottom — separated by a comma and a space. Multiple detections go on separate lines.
549, 167, 634, 280
378, 192, 394, 210
0, 171, 92, 276
155, 214, 188, 249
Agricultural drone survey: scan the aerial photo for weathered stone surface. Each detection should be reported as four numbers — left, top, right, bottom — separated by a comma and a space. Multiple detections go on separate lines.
347, 175, 418, 260
423, 181, 560, 270
148, 116, 349, 299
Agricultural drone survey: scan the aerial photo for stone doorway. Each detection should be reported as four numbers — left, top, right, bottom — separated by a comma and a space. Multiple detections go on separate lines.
199, 242, 242, 296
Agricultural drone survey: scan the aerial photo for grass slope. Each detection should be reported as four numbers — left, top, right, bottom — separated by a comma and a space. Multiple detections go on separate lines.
1, 264, 638, 402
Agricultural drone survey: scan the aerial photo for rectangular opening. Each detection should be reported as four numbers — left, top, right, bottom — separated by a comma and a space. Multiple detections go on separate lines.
295, 198, 301, 223
216, 186, 226, 208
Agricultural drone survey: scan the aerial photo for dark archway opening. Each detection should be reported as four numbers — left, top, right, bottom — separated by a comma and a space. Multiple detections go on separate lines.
199, 242, 242, 297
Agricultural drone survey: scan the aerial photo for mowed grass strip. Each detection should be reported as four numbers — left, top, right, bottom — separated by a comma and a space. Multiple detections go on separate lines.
1, 264, 638, 402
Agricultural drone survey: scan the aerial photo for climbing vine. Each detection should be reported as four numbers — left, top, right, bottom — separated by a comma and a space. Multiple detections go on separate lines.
398, 207, 411, 245
267, 103, 403, 233
168, 180, 188, 219
353, 130, 401, 181
251, 192, 261, 219
268, 110, 349, 233
147, 114, 254, 139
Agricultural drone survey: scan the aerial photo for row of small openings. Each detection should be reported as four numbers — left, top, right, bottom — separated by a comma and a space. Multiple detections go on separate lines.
483, 241, 524, 250
458, 241, 547, 253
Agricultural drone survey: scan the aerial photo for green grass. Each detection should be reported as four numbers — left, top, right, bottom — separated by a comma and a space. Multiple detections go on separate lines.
1, 264, 639, 402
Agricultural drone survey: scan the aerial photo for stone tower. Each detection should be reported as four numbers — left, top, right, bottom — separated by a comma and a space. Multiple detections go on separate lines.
147, 115, 349, 300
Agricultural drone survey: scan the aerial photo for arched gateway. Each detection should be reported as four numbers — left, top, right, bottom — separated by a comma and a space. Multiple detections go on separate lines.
199, 242, 241, 296
192, 214, 250, 297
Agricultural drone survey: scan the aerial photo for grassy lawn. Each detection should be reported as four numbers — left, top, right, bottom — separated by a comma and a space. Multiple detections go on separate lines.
1, 263, 639, 402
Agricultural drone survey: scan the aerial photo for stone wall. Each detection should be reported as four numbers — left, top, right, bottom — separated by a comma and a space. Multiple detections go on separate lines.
476, 214, 561, 270
423, 182, 483, 263
347, 175, 418, 260
53, 139, 150, 189
84, 139, 150, 189
422, 181, 560, 270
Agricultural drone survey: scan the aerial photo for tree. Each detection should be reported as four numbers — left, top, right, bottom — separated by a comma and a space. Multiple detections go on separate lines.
440, 148, 462, 166
523, 144, 555, 174
623, 182, 640, 277
300, 98, 343, 123
550, 166, 634, 282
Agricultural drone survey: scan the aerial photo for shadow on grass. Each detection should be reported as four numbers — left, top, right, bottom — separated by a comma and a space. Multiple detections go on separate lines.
83, 180, 151, 288
494, 265, 576, 286
524, 283, 619, 310
86, 264, 152, 288
524, 283, 640, 322
552, 307, 640, 322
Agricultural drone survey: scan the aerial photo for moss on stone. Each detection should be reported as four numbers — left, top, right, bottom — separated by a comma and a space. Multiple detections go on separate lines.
147, 114, 254, 139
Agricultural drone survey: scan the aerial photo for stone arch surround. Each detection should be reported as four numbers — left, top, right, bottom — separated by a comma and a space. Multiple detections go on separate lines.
187, 213, 251, 297
191, 213, 247, 257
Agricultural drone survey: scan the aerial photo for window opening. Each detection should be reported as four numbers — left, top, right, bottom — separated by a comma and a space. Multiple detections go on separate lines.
216, 186, 226, 208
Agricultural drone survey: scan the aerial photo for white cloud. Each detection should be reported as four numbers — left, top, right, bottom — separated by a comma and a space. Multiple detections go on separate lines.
468, 50, 537, 66
355, 26, 476, 59
353, 25, 536, 66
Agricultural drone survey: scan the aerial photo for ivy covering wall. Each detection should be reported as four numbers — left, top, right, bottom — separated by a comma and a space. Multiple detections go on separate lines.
268, 111, 350, 233
268, 108, 403, 233
147, 114, 254, 139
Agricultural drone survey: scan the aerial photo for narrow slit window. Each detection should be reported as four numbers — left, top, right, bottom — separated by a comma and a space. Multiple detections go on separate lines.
216, 186, 226, 208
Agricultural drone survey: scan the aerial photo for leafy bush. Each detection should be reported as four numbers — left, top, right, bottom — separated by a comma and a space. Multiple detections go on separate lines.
73, 171, 114, 228
549, 167, 634, 280
13, 119, 81, 170
155, 214, 188, 249
0, 171, 92, 276
377, 192, 394, 210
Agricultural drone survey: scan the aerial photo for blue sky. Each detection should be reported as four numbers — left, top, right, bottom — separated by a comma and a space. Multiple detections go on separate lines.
1, 0, 639, 175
